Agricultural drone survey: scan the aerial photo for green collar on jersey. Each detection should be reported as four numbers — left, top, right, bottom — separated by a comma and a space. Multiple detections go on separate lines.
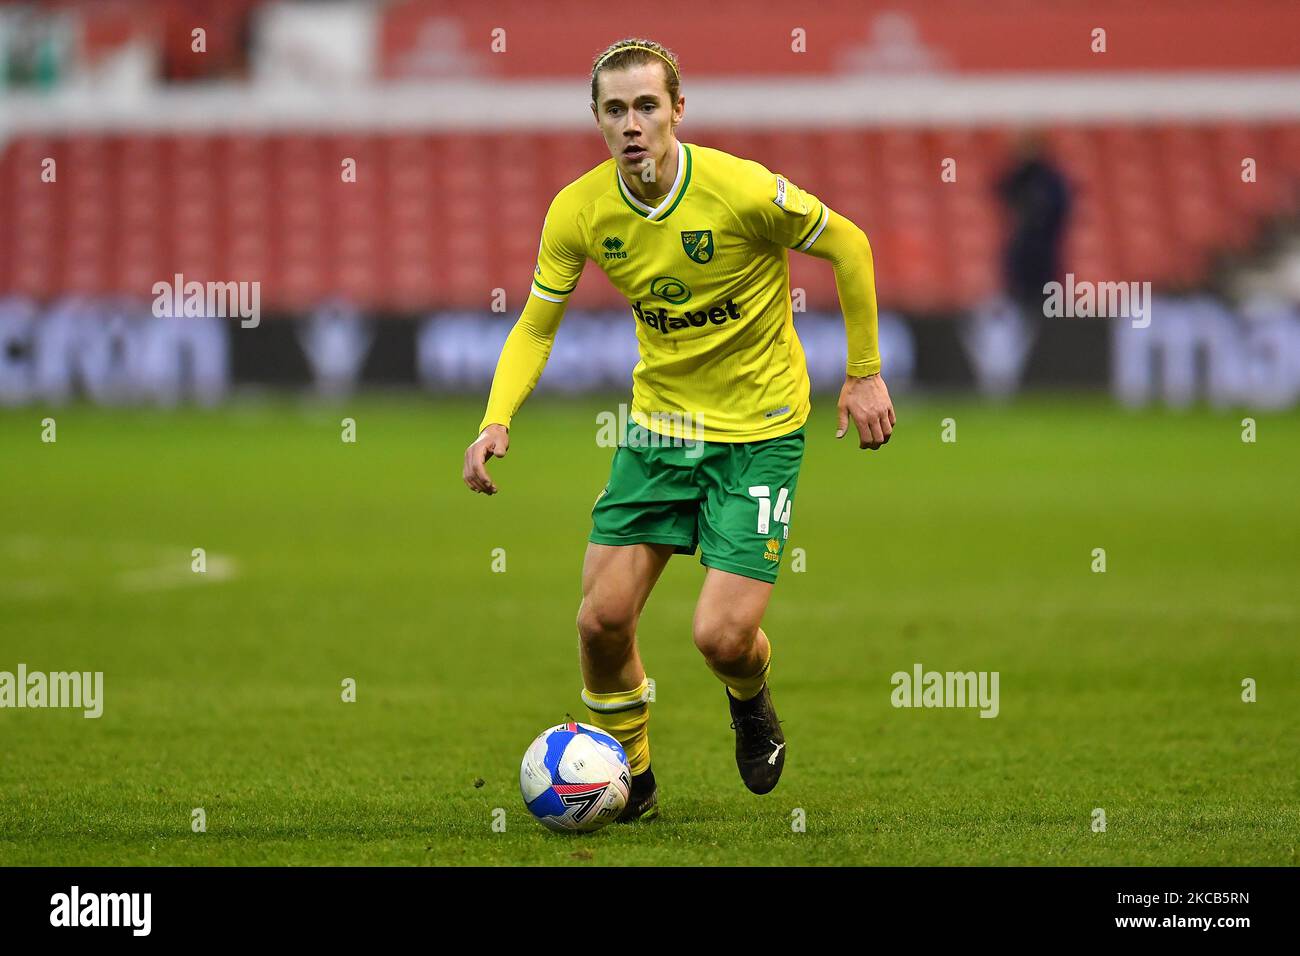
616, 143, 692, 223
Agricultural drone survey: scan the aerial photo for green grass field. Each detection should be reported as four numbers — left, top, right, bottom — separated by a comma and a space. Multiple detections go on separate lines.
1, 395, 1297, 866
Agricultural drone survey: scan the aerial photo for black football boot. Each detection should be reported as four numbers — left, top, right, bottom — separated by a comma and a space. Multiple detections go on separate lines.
728, 684, 785, 794
616, 764, 659, 822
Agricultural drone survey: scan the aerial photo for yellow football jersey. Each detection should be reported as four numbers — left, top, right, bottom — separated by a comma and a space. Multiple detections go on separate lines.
480, 140, 879, 442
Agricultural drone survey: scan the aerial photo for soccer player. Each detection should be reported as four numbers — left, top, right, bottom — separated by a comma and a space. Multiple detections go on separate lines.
463, 38, 894, 821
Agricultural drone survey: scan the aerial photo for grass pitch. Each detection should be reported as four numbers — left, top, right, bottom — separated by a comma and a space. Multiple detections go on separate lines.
1, 395, 1297, 865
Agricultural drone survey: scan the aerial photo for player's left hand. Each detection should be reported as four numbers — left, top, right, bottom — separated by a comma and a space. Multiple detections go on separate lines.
836, 373, 895, 450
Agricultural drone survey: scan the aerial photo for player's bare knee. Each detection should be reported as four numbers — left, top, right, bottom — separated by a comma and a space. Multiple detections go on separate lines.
692, 619, 756, 669
576, 599, 636, 657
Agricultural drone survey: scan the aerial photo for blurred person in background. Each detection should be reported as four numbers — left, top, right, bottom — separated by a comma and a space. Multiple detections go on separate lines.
997, 130, 1072, 318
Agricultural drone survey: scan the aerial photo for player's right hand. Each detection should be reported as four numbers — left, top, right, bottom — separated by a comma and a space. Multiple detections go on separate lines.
464, 423, 510, 495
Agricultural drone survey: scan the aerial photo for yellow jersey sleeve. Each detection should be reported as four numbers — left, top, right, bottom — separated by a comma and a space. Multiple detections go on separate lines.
477, 293, 567, 433
739, 157, 880, 377
479, 187, 593, 434
807, 209, 882, 377
742, 164, 832, 252
531, 192, 588, 303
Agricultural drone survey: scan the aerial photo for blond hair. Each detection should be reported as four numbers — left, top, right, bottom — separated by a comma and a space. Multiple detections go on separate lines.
590, 38, 681, 107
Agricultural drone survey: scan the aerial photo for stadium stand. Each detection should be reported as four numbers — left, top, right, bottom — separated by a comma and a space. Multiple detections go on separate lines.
2, 123, 1297, 312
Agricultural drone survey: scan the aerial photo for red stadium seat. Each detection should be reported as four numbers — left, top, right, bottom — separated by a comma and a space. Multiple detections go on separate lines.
2, 121, 1298, 311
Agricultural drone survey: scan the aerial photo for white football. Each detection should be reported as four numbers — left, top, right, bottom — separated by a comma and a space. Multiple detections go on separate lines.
520, 721, 631, 832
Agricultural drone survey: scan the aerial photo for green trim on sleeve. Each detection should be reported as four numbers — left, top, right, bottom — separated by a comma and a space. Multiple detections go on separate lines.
532, 279, 577, 296
791, 201, 828, 249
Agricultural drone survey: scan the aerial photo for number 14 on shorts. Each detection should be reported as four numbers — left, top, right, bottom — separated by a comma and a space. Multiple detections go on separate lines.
748, 485, 792, 537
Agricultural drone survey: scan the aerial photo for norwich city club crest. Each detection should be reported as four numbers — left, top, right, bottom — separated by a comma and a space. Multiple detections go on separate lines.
680, 230, 714, 264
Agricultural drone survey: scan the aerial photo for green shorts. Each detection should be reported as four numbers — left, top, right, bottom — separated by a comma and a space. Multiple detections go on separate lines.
589, 420, 806, 584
